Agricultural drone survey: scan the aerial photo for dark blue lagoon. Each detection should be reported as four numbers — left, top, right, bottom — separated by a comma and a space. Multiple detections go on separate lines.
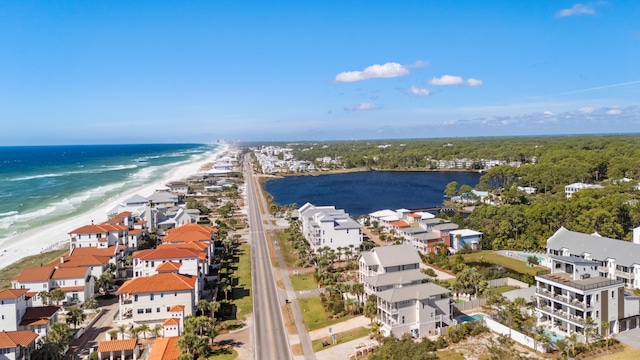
264, 170, 482, 217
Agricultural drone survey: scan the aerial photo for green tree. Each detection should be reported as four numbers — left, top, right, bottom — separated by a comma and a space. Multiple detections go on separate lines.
38, 290, 50, 306
84, 298, 98, 309
364, 294, 378, 325
444, 181, 459, 197
49, 289, 65, 305
66, 307, 86, 329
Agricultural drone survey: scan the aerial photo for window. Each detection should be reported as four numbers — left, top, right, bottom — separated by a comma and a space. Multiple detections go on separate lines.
596, 311, 599, 318
137, 309, 144, 314
402, 316, 405, 324
145, 308, 152, 313
612, 290, 615, 298
167, 307, 171, 312
134, 295, 138, 302
156, 307, 161, 312
161, 293, 164, 298
150, 293, 154, 301
596, 294, 599, 301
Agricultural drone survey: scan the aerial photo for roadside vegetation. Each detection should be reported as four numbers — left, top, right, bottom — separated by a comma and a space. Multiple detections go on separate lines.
0, 247, 68, 289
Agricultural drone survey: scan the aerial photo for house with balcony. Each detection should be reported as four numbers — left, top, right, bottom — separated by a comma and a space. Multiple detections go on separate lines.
68, 223, 129, 251
402, 230, 442, 255
547, 227, 640, 289
0, 330, 38, 360
116, 272, 197, 325
298, 203, 362, 252
431, 223, 459, 248
11, 265, 94, 306
377, 282, 452, 338
359, 244, 422, 296
534, 255, 639, 337
18, 306, 60, 341
132, 248, 207, 292
11, 267, 56, 306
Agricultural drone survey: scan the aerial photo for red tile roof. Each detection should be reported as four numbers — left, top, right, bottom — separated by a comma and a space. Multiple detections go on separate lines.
389, 220, 410, 227
51, 267, 88, 279
52, 255, 111, 268
148, 337, 180, 360
97, 338, 138, 352
0, 289, 28, 300
70, 246, 119, 257
163, 318, 180, 326
59, 285, 86, 292
117, 273, 196, 294
162, 224, 216, 243
69, 224, 129, 234
133, 248, 201, 261
117, 211, 133, 217
12, 266, 55, 282
408, 214, 421, 218
0, 330, 38, 347
157, 242, 208, 251
169, 305, 185, 312
128, 229, 145, 235
157, 262, 181, 272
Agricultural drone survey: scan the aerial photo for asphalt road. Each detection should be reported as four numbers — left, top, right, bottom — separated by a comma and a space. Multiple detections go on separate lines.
245, 155, 292, 360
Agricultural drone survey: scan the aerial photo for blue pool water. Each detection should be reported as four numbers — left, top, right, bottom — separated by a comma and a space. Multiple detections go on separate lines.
459, 314, 484, 322
518, 253, 544, 262
544, 330, 564, 342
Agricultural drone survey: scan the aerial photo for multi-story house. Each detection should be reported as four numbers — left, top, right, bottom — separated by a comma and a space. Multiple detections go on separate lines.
11, 267, 55, 306
18, 306, 60, 340
132, 248, 207, 292
547, 227, 640, 289
431, 223, 459, 247
377, 282, 453, 338
11, 265, 94, 306
116, 271, 197, 325
534, 255, 638, 336
68, 223, 129, 251
449, 229, 483, 253
0, 330, 38, 360
564, 182, 603, 198
298, 203, 362, 251
358, 244, 422, 296
402, 231, 442, 255
0, 289, 29, 332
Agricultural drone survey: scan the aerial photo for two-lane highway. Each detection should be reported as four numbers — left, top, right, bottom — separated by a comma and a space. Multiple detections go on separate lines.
245, 155, 291, 360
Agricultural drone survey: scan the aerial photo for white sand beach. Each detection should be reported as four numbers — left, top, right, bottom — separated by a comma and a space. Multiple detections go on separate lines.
0, 143, 229, 270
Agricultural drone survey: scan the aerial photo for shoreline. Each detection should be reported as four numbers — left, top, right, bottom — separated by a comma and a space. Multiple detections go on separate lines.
0, 143, 229, 271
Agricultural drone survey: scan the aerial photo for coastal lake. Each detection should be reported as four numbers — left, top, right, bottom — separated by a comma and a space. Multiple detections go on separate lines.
264, 170, 482, 217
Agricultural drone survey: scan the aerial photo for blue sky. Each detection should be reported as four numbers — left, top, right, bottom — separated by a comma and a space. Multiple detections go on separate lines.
1, 1, 639, 145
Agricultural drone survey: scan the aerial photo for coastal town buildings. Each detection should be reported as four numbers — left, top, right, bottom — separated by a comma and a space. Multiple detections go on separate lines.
298, 202, 362, 251
0, 330, 38, 360
358, 244, 453, 338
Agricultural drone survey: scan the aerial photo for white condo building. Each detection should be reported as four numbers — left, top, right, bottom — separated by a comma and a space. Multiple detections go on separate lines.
298, 203, 362, 251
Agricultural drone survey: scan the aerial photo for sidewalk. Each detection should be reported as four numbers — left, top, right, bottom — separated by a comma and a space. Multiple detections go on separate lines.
308, 315, 370, 341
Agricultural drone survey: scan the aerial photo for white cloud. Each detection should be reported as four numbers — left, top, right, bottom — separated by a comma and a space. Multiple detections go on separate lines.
466, 78, 483, 87
344, 103, 382, 111
335, 62, 410, 83
406, 60, 430, 69
404, 86, 431, 97
579, 106, 596, 113
429, 75, 483, 87
429, 75, 464, 86
556, 3, 598, 17
543, 111, 555, 116
606, 109, 622, 115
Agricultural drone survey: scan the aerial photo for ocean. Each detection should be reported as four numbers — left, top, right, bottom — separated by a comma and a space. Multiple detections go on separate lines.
264, 170, 482, 217
0, 143, 217, 244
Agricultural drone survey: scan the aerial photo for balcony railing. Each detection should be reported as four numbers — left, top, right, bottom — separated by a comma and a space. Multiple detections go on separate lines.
538, 274, 623, 291
614, 269, 634, 280
536, 288, 590, 309
538, 305, 585, 326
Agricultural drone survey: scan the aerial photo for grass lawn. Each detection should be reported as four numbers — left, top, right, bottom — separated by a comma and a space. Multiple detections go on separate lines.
436, 350, 466, 360
290, 274, 317, 291
208, 347, 238, 359
298, 296, 349, 331
461, 250, 547, 276
231, 244, 252, 319
490, 285, 519, 294
0, 248, 68, 289
275, 231, 298, 268
312, 327, 370, 352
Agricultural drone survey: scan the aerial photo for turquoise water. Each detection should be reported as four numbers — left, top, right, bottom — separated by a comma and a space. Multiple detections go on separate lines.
459, 314, 484, 322
0, 144, 218, 244
518, 253, 543, 262
544, 329, 564, 342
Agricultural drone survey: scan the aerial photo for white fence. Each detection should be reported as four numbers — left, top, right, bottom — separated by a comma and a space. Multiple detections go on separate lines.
484, 316, 549, 353
487, 277, 529, 289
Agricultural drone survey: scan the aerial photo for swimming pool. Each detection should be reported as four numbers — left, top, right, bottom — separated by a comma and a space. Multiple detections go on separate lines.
517, 253, 544, 263
543, 329, 564, 342
459, 314, 484, 322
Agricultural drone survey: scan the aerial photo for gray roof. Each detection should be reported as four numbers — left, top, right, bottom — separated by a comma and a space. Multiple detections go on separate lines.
400, 226, 429, 235
432, 223, 459, 231
412, 232, 441, 241
148, 191, 179, 203
377, 282, 449, 303
363, 269, 428, 287
124, 194, 148, 205
368, 244, 421, 268
547, 227, 640, 267
421, 218, 449, 226
549, 254, 599, 266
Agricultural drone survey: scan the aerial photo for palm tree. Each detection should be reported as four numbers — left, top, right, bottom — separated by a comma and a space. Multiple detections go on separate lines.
84, 298, 98, 310
602, 321, 610, 353
197, 299, 210, 316
118, 324, 128, 339
49, 289, 65, 305
152, 324, 164, 338
584, 316, 596, 351
224, 284, 232, 300
208, 300, 221, 320
44, 322, 73, 349
137, 324, 150, 339
567, 332, 578, 357
66, 307, 86, 329
370, 321, 383, 341
351, 283, 365, 303
38, 290, 50, 306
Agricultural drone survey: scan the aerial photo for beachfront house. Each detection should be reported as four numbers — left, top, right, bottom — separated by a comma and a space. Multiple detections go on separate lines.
68, 223, 129, 251
165, 181, 189, 195
147, 191, 179, 208
377, 282, 453, 338
534, 255, 640, 337
12, 265, 94, 306
132, 247, 207, 291
0, 330, 38, 360
546, 227, 640, 289
116, 272, 197, 325
0, 289, 60, 342
298, 202, 362, 252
